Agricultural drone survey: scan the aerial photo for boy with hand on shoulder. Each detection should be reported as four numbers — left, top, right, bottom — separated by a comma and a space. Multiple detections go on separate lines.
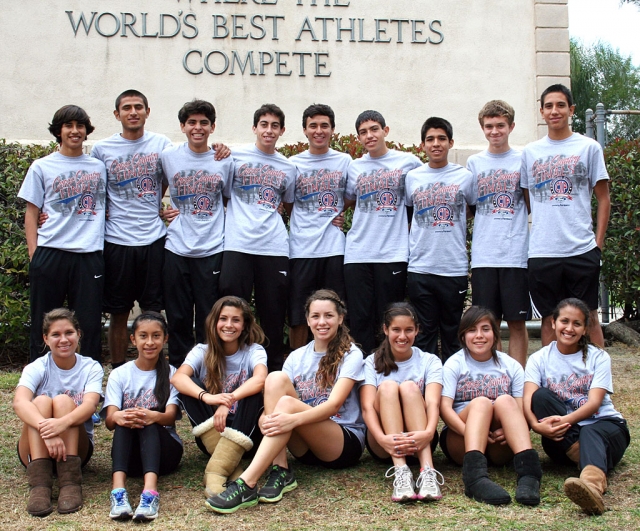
288, 103, 350, 349
219, 104, 297, 372
405, 117, 475, 361
161, 99, 234, 367
344, 110, 423, 355
19, 105, 107, 363
467, 101, 530, 367
521, 84, 610, 347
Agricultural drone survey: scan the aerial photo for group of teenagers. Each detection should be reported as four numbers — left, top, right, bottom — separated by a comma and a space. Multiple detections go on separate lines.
13, 82, 629, 520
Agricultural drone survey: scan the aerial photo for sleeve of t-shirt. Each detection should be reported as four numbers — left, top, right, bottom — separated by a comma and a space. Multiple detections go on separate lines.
17, 163, 45, 208
405, 174, 414, 207
589, 349, 614, 394
463, 169, 477, 206
441, 357, 461, 399
362, 356, 377, 387
524, 349, 544, 386
223, 157, 236, 199
409, 154, 423, 171
282, 167, 296, 204
250, 344, 268, 370
17, 359, 44, 394
282, 351, 296, 382
103, 369, 124, 410
589, 143, 610, 186
84, 360, 105, 397
520, 152, 530, 190
345, 165, 357, 201
184, 344, 206, 379
336, 346, 364, 382
167, 366, 180, 407
425, 355, 443, 386
510, 360, 525, 397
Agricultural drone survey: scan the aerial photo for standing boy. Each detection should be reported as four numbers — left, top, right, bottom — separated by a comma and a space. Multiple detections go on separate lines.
344, 110, 422, 355
219, 104, 296, 371
288, 103, 350, 349
467, 101, 530, 367
521, 84, 610, 347
405, 117, 475, 360
19, 105, 106, 362
91, 90, 170, 369
161, 99, 234, 367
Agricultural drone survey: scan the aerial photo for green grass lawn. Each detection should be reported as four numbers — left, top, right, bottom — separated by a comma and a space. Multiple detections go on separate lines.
0, 342, 638, 531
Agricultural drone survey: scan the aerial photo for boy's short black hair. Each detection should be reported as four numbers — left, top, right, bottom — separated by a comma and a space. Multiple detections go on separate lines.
115, 89, 149, 111
302, 103, 335, 129
355, 110, 386, 133
48, 105, 95, 143
178, 99, 216, 125
253, 103, 285, 128
540, 83, 574, 108
421, 117, 453, 142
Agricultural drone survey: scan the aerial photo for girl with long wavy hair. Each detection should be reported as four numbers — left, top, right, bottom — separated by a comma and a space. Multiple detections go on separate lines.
205, 289, 365, 514
171, 296, 267, 497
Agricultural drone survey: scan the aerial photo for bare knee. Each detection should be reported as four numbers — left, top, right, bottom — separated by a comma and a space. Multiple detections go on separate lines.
264, 371, 291, 395
468, 396, 494, 415
378, 380, 400, 399
52, 394, 77, 416
273, 395, 300, 414
32, 395, 54, 416
398, 380, 421, 401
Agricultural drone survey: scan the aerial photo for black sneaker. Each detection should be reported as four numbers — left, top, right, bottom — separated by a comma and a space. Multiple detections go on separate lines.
205, 479, 258, 514
258, 465, 298, 503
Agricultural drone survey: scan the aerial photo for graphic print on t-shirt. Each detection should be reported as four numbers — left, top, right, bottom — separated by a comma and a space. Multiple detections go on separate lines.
50, 170, 106, 217
234, 163, 288, 212
172, 169, 224, 219
455, 373, 512, 402
293, 375, 339, 415
355, 168, 404, 216
296, 168, 346, 216
123, 389, 159, 410
223, 369, 249, 414
412, 182, 463, 229
476, 168, 521, 217
108, 152, 161, 203
530, 155, 589, 204
545, 373, 593, 411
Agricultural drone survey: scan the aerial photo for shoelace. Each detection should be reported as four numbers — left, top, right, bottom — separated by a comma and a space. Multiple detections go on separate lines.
264, 466, 284, 488
114, 492, 128, 507
139, 492, 155, 508
385, 465, 413, 489
416, 467, 445, 489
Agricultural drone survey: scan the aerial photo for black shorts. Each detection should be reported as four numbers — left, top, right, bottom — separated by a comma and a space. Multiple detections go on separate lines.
103, 238, 165, 314
365, 429, 439, 465
289, 256, 346, 326
293, 426, 363, 469
439, 426, 503, 466
471, 267, 531, 321
528, 247, 601, 318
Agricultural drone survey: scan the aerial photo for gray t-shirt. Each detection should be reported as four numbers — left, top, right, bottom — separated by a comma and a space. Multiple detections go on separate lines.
91, 132, 171, 246
289, 149, 351, 259
405, 163, 475, 276
520, 133, 609, 258
17, 352, 104, 442
524, 342, 622, 425
442, 349, 524, 415
183, 342, 267, 415
161, 143, 234, 258
363, 347, 443, 394
103, 360, 182, 444
283, 341, 366, 448
224, 144, 296, 256
18, 152, 107, 253
345, 150, 422, 264
467, 149, 529, 268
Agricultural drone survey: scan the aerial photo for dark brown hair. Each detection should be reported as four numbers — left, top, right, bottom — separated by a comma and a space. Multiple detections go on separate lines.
552, 298, 592, 362
374, 302, 419, 376
458, 306, 500, 365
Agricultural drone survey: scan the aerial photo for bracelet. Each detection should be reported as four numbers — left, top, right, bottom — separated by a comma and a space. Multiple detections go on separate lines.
198, 390, 207, 402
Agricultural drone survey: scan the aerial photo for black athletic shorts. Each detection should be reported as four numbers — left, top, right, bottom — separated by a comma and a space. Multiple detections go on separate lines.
103, 237, 165, 314
471, 267, 531, 321
528, 247, 601, 318
293, 426, 363, 469
289, 256, 346, 326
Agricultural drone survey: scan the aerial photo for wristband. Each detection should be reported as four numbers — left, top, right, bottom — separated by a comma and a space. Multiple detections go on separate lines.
198, 390, 207, 402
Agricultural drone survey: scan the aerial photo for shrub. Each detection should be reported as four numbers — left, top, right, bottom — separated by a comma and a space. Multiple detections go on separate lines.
0, 140, 56, 358
601, 137, 640, 320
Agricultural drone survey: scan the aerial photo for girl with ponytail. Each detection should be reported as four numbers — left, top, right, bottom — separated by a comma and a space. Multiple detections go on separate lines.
361, 302, 444, 503
205, 290, 365, 514
104, 312, 183, 521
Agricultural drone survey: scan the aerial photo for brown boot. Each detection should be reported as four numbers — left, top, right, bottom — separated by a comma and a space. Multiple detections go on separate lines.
204, 428, 253, 497
565, 442, 580, 464
564, 464, 607, 515
56, 456, 83, 514
192, 417, 224, 494
26, 458, 54, 516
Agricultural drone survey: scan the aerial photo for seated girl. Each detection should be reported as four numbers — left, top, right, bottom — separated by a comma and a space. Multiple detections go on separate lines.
205, 289, 365, 513
523, 298, 630, 515
104, 312, 183, 521
14, 308, 103, 516
171, 296, 268, 497
439, 306, 542, 506
361, 302, 444, 503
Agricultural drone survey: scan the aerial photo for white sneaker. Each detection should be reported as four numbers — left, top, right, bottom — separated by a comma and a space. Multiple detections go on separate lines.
385, 465, 416, 503
416, 465, 444, 501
